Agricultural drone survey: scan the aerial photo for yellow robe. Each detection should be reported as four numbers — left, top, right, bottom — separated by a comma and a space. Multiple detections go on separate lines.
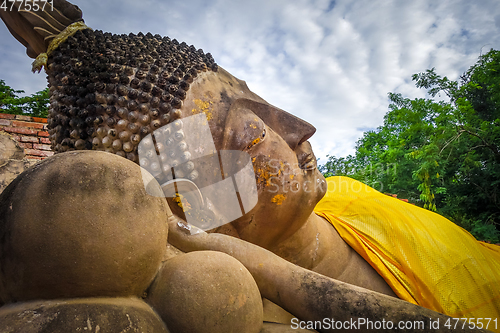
314, 176, 500, 328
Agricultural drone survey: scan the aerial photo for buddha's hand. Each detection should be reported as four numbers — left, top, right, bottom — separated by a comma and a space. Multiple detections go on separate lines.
166, 211, 211, 253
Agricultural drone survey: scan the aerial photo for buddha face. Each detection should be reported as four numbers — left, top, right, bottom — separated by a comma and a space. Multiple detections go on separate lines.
175, 68, 327, 249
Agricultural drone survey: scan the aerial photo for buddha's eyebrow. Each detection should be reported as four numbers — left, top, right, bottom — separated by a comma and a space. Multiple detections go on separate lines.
233, 98, 316, 148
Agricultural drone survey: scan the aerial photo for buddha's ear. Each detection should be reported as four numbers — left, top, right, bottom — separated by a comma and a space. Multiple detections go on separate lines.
0, 0, 83, 58
161, 179, 205, 212
161, 178, 241, 235
161, 178, 206, 226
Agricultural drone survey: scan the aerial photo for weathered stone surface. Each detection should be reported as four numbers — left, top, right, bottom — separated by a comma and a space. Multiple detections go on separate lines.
262, 298, 295, 325
147, 251, 263, 333
0, 132, 35, 194
0, 297, 169, 333
0, 132, 25, 164
0, 150, 169, 303
0, 159, 27, 196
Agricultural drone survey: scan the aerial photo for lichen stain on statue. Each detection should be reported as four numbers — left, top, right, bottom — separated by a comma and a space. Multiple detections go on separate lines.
192, 97, 215, 120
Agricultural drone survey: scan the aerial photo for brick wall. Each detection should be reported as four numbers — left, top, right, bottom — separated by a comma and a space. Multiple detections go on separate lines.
0, 113, 53, 160
386, 193, 410, 203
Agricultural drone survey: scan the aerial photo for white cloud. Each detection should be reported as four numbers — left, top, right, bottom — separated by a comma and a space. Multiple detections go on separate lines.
1, 0, 499, 163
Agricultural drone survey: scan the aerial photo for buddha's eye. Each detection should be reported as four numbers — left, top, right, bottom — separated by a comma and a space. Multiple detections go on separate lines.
246, 128, 266, 150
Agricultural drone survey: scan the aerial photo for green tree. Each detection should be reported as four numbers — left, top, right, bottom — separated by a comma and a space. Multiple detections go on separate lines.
320, 49, 500, 242
353, 94, 454, 205
0, 79, 49, 117
413, 50, 500, 240
318, 155, 356, 178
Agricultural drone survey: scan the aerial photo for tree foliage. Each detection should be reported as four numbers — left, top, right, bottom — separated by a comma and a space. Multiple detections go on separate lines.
319, 49, 500, 242
0, 79, 49, 117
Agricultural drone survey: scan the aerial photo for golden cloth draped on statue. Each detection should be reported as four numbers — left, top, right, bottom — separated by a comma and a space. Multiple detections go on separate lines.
315, 176, 500, 329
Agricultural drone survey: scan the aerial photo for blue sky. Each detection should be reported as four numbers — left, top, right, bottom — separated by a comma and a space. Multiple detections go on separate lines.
1, 0, 499, 163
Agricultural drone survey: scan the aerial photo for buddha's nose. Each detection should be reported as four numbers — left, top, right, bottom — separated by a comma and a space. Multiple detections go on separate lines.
272, 109, 316, 151
246, 100, 316, 151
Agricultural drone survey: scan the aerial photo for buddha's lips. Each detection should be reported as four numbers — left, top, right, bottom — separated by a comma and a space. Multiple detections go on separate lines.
297, 142, 317, 171
299, 153, 317, 170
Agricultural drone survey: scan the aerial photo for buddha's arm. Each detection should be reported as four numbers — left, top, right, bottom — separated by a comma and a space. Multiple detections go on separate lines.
167, 220, 486, 333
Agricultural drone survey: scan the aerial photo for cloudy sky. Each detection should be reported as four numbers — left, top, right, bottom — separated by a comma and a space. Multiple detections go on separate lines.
1, 0, 499, 163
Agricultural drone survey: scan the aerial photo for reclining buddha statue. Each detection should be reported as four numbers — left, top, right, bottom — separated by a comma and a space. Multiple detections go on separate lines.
1, 1, 499, 332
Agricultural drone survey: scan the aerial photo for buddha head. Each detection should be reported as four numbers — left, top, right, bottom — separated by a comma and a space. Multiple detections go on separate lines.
1, 7, 327, 250
167, 68, 327, 249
